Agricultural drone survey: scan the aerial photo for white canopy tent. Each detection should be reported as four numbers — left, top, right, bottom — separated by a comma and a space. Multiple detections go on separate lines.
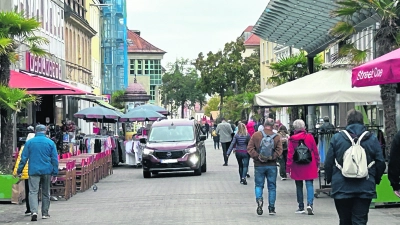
255, 68, 381, 107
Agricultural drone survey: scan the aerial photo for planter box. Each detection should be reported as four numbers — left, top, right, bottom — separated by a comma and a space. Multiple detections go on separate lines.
0, 175, 20, 202
371, 174, 400, 208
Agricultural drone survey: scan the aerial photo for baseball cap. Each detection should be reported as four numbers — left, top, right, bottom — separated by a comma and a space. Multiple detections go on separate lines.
35, 124, 47, 133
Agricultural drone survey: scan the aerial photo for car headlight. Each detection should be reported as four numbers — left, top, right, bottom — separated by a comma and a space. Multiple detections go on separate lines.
143, 148, 154, 155
185, 147, 196, 154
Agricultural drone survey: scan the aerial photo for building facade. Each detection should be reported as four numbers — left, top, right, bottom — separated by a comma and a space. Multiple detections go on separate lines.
127, 30, 166, 106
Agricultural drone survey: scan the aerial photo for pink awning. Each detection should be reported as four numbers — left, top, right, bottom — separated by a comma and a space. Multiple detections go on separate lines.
352, 48, 400, 87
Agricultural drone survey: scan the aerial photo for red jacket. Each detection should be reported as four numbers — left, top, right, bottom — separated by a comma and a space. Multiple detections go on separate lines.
246, 121, 256, 137
287, 130, 320, 180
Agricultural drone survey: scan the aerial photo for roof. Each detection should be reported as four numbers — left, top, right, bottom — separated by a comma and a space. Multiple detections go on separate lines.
252, 0, 380, 56
244, 33, 260, 46
152, 119, 194, 127
244, 26, 253, 33
127, 30, 166, 54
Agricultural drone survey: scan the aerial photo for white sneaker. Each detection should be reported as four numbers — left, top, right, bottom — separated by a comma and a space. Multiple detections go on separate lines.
281, 177, 287, 181
307, 206, 314, 215
42, 215, 51, 219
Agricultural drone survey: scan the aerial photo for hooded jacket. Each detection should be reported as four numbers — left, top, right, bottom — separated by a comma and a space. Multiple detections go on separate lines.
247, 129, 282, 166
246, 120, 256, 137
325, 123, 386, 199
287, 129, 319, 180
17, 133, 59, 176
389, 130, 400, 191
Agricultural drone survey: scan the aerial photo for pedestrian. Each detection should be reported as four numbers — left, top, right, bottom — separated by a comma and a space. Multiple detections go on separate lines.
13, 131, 36, 216
247, 117, 256, 137
388, 130, 400, 198
286, 119, 320, 215
247, 118, 283, 216
278, 125, 289, 181
325, 109, 386, 225
275, 119, 288, 134
319, 116, 336, 133
216, 118, 233, 166
227, 123, 251, 185
17, 125, 59, 222
212, 127, 220, 150
204, 122, 210, 139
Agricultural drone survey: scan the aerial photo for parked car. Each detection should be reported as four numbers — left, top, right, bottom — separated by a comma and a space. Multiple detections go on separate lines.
142, 119, 207, 178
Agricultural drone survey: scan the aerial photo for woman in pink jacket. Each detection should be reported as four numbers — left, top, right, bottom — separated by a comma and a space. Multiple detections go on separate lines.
246, 119, 256, 137
287, 119, 320, 215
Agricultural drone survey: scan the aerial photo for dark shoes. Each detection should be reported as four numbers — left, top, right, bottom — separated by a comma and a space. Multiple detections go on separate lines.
307, 205, 314, 215
24, 211, 31, 216
268, 207, 276, 215
246, 174, 250, 178
240, 178, 247, 185
31, 213, 37, 221
223, 163, 228, 166
256, 199, 263, 215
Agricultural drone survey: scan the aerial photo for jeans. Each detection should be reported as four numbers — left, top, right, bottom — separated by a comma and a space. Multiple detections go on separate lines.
29, 175, 51, 216
334, 198, 372, 225
235, 152, 250, 179
279, 150, 288, 178
221, 142, 231, 165
295, 180, 314, 209
213, 141, 220, 149
254, 166, 277, 208
24, 179, 30, 212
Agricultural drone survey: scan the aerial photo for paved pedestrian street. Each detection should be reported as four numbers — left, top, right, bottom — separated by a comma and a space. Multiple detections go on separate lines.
1, 138, 400, 225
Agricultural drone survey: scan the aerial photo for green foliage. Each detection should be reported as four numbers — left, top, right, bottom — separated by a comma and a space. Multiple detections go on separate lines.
221, 92, 256, 122
0, 85, 38, 112
267, 51, 323, 86
110, 90, 125, 109
194, 38, 259, 111
159, 58, 204, 117
204, 95, 220, 116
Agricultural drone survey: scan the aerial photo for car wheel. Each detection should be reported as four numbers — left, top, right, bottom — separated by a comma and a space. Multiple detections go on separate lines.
201, 158, 207, 172
143, 171, 151, 178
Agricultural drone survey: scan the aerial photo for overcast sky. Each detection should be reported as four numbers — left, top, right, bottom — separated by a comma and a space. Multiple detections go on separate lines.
126, 0, 268, 67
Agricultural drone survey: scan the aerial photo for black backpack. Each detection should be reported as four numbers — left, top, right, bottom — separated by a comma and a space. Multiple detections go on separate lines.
293, 140, 312, 164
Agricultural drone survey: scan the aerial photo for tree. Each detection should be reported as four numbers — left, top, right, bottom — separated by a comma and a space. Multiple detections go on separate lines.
159, 58, 204, 118
242, 48, 261, 93
267, 51, 323, 122
0, 85, 38, 173
222, 92, 256, 122
194, 38, 248, 113
329, 0, 400, 157
110, 90, 125, 110
204, 95, 220, 116
0, 11, 48, 173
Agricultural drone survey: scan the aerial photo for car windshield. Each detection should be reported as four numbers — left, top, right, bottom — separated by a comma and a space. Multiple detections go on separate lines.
148, 125, 194, 142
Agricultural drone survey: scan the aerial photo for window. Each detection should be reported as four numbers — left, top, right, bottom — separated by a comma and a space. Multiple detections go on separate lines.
130, 59, 135, 75
137, 60, 142, 75
150, 85, 156, 100
148, 125, 194, 142
145, 60, 162, 85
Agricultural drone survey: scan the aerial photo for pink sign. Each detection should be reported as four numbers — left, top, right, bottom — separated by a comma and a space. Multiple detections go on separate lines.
352, 48, 400, 87
25, 52, 62, 79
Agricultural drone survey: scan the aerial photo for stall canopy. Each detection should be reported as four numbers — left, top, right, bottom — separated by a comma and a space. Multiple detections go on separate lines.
255, 68, 381, 107
9, 70, 91, 95
352, 48, 400, 87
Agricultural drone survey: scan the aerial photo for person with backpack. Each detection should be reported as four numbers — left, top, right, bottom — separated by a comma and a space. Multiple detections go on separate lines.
227, 123, 251, 185
286, 119, 320, 215
247, 118, 282, 216
212, 127, 220, 150
325, 109, 386, 225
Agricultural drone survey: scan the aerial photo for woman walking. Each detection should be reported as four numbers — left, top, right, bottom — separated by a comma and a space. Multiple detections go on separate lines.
287, 119, 320, 215
226, 123, 251, 185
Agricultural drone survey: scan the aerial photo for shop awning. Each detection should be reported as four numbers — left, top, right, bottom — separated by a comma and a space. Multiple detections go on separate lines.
253, 0, 380, 56
254, 68, 381, 107
95, 100, 123, 112
9, 70, 91, 95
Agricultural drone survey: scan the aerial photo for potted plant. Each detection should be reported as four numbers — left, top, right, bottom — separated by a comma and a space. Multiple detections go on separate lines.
0, 85, 38, 202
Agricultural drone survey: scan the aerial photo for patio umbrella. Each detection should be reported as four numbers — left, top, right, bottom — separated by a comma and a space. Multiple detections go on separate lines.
120, 108, 166, 122
131, 104, 169, 115
74, 106, 121, 122
352, 48, 400, 87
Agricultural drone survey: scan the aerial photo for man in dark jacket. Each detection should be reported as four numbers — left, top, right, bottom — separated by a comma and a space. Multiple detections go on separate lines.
325, 109, 385, 225
388, 130, 400, 197
17, 125, 59, 221
204, 122, 210, 139
247, 118, 282, 216
319, 116, 336, 133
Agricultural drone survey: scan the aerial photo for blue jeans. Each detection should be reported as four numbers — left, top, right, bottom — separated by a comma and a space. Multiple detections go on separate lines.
295, 180, 314, 209
254, 166, 277, 208
235, 152, 250, 179
29, 175, 51, 216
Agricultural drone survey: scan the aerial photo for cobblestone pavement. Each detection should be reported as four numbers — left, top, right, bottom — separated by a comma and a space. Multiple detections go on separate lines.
1, 138, 400, 224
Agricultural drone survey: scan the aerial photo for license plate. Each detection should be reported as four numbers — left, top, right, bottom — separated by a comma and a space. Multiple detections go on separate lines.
161, 159, 178, 164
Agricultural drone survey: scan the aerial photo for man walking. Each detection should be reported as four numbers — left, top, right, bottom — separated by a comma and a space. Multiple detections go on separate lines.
17, 125, 59, 221
204, 122, 210, 139
248, 118, 282, 215
216, 118, 233, 166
